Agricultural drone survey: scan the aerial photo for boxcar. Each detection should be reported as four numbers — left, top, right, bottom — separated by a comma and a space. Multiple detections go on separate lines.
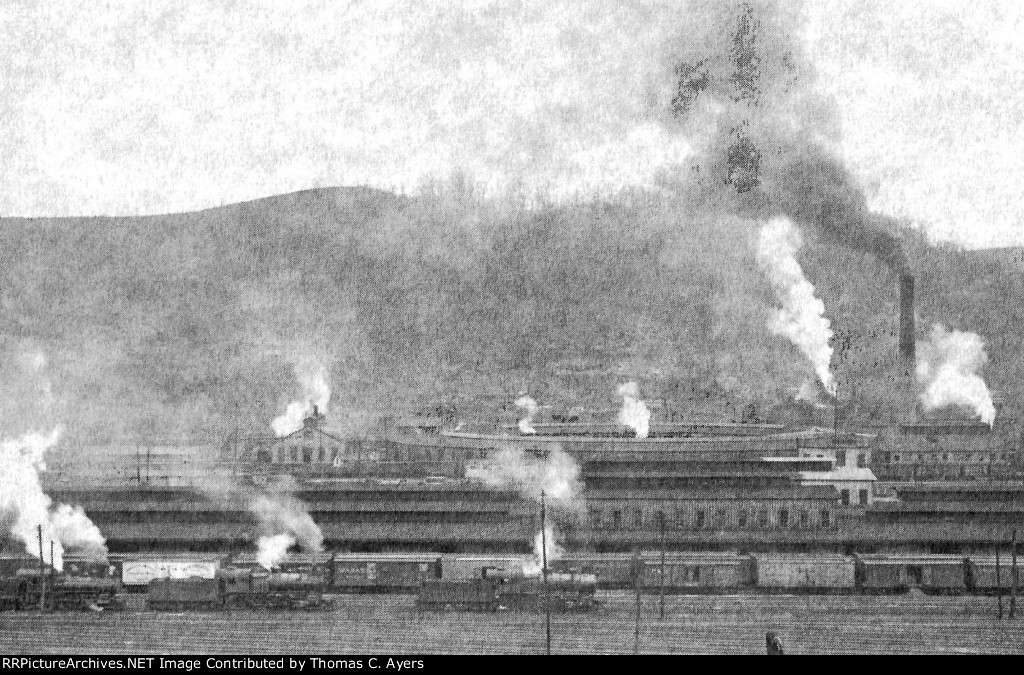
330, 553, 442, 592
641, 553, 756, 593
121, 557, 221, 591
440, 556, 531, 581
855, 555, 969, 595
967, 556, 1021, 594
553, 554, 636, 589
754, 555, 856, 593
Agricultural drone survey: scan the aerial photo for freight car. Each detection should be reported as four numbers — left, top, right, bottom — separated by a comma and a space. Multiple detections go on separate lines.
854, 555, 970, 595
329, 553, 442, 592
147, 566, 332, 611
754, 555, 856, 594
117, 554, 222, 593
417, 570, 598, 612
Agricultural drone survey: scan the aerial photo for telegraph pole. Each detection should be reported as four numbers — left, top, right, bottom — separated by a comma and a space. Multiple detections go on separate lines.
633, 551, 642, 654
659, 512, 666, 620
997, 546, 1004, 619
37, 525, 46, 611
1012, 529, 1018, 619
541, 490, 551, 655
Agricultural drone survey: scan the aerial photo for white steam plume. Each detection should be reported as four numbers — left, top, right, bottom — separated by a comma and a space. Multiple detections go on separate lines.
251, 492, 324, 569
917, 324, 996, 425
272, 361, 331, 437
523, 524, 564, 577
0, 428, 107, 571
617, 382, 650, 438
255, 533, 297, 571
515, 395, 538, 435
466, 444, 582, 507
757, 218, 835, 395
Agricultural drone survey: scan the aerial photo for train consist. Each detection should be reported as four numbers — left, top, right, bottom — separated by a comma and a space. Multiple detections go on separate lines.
3, 550, 1023, 612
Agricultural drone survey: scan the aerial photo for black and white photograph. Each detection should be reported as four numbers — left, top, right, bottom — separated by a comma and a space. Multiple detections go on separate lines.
1, 0, 1023, 656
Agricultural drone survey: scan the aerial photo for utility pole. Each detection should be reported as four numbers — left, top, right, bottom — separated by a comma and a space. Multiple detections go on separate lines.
541, 490, 551, 655
1012, 529, 1018, 619
997, 546, 1004, 619
659, 511, 666, 620
37, 525, 46, 611
633, 551, 642, 654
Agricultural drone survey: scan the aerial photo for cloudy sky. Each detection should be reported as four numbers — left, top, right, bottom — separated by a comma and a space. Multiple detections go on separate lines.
2, 0, 1021, 248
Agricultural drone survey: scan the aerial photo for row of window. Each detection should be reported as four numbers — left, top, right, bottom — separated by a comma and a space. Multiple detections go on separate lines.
880, 452, 1012, 464
587, 506, 833, 530
840, 489, 870, 506
833, 451, 869, 468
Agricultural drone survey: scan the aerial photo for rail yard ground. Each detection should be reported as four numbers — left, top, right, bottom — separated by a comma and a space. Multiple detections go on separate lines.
1, 593, 1022, 655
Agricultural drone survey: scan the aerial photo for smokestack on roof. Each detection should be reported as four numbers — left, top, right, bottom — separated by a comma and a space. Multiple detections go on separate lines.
898, 274, 917, 421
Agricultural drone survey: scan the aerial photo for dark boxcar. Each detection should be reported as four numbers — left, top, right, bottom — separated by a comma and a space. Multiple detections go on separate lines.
968, 556, 1020, 594
641, 554, 756, 593
331, 554, 442, 592
147, 577, 222, 610
554, 554, 635, 589
855, 555, 969, 595
418, 579, 499, 611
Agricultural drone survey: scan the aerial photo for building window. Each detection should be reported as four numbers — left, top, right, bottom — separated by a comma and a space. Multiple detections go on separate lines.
799, 510, 809, 527
943, 453, 949, 462
633, 509, 643, 528
695, 510, 705, 529
303, 446, 313, 463
859, 489, 869, 505
655, 510, 666, 529
893, 454, 901, 463
835, 450, 846, 467
318, 448, 325, 463
778, 509, 789, 527
758, 510, 768, 528
841, 489, 850, 506
290, 447, 298, 463
589, 509, 603, 529
715, 509, 727, 528
738, 509, 748, 528
857, 453, 866, 468
613, 510, 622, 529
675, 508, 687, 530
821, 510, 831, 528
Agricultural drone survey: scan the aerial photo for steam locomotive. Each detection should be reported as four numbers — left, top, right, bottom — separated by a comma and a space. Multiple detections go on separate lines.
147, 565, 332, 611
0, 556, 123, 611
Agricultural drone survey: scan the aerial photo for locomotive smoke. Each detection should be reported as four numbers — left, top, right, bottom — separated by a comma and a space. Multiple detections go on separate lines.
523, 524, 564, 577
757, 218, 835, 395
0, 428, 108, 571
916, 325, 996, 426
250, 491, 324, 570
617, 382, 650, 439
515, 395, 539, 435
272, 360, 331, 437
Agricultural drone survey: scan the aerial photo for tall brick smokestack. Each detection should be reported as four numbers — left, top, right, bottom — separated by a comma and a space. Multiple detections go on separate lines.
898, 274, 916, 420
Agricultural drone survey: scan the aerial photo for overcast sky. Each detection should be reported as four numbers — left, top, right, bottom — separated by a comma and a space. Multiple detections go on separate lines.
2, 0, 1021, 248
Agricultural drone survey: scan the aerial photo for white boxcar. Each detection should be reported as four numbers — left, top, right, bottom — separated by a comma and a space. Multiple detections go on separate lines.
121, 560, 220, 586
755, 555, 856, 591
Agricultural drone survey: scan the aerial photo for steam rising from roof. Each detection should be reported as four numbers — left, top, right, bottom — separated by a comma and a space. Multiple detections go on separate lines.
917, 324, 996, 425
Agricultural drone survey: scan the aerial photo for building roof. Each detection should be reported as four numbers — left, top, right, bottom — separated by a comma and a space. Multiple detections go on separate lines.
800, 468, 878, 482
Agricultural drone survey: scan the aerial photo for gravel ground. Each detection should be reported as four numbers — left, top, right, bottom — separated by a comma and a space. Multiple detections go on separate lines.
1, 592, 1022, 654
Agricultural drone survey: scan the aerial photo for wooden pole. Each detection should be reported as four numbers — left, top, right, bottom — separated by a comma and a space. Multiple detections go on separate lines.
633, 552, 642, 654
997, 546, 1004, 619
1012, 529, 1018, 619
659, 512, 666, 620
37, 525, 46, 611
541, 490, 551, 656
